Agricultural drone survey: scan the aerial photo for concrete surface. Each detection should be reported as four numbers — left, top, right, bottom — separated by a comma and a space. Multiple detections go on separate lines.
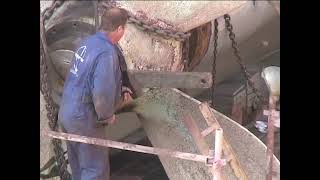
128, 88, 279, 180
117, 1, 247, 32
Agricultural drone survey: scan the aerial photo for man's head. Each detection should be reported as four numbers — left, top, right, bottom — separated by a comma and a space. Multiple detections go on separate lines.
100, 7, 129, 44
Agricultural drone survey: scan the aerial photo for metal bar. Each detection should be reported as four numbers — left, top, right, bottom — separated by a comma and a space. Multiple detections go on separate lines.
263, 110, 279, 118
182, 113, 210, 155
213, 128, 223, 180
42, 129, 213, 164
127, 71, 212, 88
199, 103, 217, 127
199, 103, 249, 180
266, 96, 277, 180
201, 124, 219, 137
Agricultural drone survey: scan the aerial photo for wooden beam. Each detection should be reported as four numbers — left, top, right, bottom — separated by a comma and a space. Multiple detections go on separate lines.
199, 103, 249, 180
181, 113, 216, 179
182, 113, 210, 155
201, 124, 219, 137
127, 71, 212, 88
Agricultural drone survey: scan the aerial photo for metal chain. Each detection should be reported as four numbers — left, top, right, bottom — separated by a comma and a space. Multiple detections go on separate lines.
40, 1, 71, 179
94, 0, 100, 31
100, 1, 191, 69
100, 1, 191, 42
223, 14, 265, 105
127, 16, 191, 42
42, 0, 64, 24
183, 37, 190, 70
211, 19, 219, 107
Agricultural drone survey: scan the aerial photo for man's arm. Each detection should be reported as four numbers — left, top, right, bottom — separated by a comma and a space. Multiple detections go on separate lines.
91, 52, 117, 124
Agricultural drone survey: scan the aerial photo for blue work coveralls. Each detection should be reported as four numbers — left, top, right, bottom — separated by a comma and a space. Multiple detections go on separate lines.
58, 31, 123, 180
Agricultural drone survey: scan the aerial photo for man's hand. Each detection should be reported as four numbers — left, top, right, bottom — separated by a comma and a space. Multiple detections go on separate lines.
107, 114, 116, 125
122, 86, 133, 104
116, 86, 133, 111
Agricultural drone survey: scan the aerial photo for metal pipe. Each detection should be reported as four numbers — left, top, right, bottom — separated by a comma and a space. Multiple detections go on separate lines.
266, 95, 278, 180
213, 128, 223, 180
261, 66, 280, 179
42, 129, 213, 164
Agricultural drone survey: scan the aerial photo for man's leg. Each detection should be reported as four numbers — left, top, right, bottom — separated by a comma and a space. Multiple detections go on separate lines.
78, 127, 110, 180
60, 124, 82, 180
78, 142, 110, 180
66, 141, 82, 180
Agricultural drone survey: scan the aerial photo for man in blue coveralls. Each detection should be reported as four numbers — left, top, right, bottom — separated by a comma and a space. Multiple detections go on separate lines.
58, 7, 133, 180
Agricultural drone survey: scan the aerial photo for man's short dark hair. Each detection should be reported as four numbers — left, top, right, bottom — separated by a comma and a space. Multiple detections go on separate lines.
100, 7, 129, 32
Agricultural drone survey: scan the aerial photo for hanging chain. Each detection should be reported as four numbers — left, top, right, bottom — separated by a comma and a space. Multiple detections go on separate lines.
100, 1, 191, 42
42, 0, 64, 24
223, 14, 265, 106
40, 1, 71, 180
182, 37, 190, 71
94, 0, 100, 31
127, 16, 191, 42
211, 19, 219, 107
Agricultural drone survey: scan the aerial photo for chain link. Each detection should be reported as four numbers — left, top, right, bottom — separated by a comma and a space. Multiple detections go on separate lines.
128, 16, 191, 42
100, 1, 191, 69
100, 1, 191, 42
223, 14, 265, 106
183, 37, 190, 70
210, 19, 219, 107
42, 0, 64, 24
40, 1, 71, 179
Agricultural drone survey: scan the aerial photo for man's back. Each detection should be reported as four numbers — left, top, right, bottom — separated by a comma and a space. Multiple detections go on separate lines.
57, 8, 129, 180
59, 31, 122, 133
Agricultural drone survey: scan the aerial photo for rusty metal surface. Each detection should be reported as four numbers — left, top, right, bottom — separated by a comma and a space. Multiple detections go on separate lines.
117, 1, 247, 32
46, 20, 95, 47
119, 24, 183, 71
266, 96, 278, 180
127, 71, 212, 88
187, 22, 212, 71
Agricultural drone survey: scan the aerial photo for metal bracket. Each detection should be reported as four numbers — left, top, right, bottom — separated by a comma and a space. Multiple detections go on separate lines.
127, 71, 212, 89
